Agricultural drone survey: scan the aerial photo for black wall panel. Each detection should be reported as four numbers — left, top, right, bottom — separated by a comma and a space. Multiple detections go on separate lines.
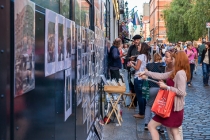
14, 8, 56, 140
0, 0, 11, 139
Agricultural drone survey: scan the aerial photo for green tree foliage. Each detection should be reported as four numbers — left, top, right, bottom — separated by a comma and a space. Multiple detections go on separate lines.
185, 0, 210, 40
163, 0, 194, 42
164, 0, 210, 42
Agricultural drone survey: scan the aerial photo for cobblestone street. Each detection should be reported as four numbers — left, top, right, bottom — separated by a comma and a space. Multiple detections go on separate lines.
103, 66, 210, 140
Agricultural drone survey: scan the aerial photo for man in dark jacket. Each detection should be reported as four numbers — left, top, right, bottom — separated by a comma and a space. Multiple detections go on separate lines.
108, 38, 122, 82
201, 42, 210, 86
126, 35, 142, 62
125, 35, 142, 107
198, 41, 206, 64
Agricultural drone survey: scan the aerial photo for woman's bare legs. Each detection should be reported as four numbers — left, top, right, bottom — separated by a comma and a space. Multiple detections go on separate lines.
148, 119, 161, 140
170, 127, 182, 140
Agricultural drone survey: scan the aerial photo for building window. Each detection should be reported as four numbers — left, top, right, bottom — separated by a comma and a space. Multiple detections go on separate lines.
81, 0, 90, 28
60, 0, 70, 18
75, 0, 81, 25
31, 0, 60, 13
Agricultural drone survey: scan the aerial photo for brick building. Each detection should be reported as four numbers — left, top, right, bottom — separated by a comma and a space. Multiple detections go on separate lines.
149, 0, 172, 44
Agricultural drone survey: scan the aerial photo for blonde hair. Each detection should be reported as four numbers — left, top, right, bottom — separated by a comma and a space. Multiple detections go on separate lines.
193, 41, 198, 48
153, 53, 162, 62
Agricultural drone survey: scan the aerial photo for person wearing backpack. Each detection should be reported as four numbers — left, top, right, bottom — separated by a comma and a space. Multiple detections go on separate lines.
185, 42, 196, 87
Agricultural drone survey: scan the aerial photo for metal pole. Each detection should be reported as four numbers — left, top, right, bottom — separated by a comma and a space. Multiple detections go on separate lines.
208, 28, 210, 41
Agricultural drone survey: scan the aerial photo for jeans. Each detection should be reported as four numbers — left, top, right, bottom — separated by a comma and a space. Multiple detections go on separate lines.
198, 56, 202, 64
187, 64, 195, 84
134, 78, 146, 115
110, 69, 120, 82
145, 87, 159, 124
202, 63, 210, 85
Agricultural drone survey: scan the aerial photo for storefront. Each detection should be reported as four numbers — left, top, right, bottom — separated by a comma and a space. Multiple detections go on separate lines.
0, 0, 118, 139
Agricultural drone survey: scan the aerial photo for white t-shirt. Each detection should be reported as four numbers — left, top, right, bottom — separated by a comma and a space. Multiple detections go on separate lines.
135, 54, 147, 79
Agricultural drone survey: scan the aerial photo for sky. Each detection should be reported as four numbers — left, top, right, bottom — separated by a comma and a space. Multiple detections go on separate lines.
126, 0, 150, 15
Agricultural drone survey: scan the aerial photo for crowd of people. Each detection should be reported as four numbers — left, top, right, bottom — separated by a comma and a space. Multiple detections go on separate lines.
108, 35, 210, 140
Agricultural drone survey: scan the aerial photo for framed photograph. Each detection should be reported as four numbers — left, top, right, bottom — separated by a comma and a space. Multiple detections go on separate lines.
86, 131, 92, 140
77, 25, 81, 45
56, 14, 65, 72
77, 65, 81, 83
65, 19, 72, 69
90, 101, 95, 126
65, 68, 72, 121
83, 101, 87, 124
77, 80, 82, 106
71, 21, 76, 54
87, 115, 91, 134
94, 117, 103, 140
90, 85, 95, 103
14, 0, 35, 96
95, 94, 99, 117
81, 54, 85, 78
45, 9, 57, 76
77, 45, 82, 65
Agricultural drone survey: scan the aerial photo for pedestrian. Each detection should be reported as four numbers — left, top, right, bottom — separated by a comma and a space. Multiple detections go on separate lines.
174, 42, 184, 51
198, 41, 206, 65
201, 42, 210, 86
144, 53, 165, 130
185, 42, 197, 87
193, 41, 199, 74
151, 42, 159, 60
108, 38, 122, 82
126, 34, 142, 107
139, 51, 190, 140
130, 43, 150, 119
164, 50, 183, 140
122, 44, 129, 69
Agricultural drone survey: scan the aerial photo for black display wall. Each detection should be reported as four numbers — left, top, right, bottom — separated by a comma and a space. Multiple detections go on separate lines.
0, 0, 106, 139
0, 0, 11, 140
13, 6, 77, 140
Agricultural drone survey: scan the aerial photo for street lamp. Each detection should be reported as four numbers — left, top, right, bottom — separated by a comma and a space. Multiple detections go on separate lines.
125, 1, 128, 8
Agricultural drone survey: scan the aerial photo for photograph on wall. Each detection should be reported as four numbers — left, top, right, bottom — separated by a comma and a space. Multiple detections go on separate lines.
77, 25, 81, 45
71, 21, 75, 54
56, 14, 65, 72
84, 54, 88, 77
65, 19, 72, 69
90, 85, 95, 103
90, 101, 95, 126
65, 68, 72, 121
14, 0, 35, 97
83, 101, 87, 124
81, 54, 85, 78
95, 94, 99, 117
77, 65, 82, 83
87, 115, 91, 134
82, 26, 86, 50
94, 118, 103, 140
77, 44, 82, 65
86, 131, 92, 140
77, 81, 82, 106
45, 9, 57, 76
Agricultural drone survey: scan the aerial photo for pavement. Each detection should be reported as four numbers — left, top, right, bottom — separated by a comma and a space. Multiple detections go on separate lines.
102, 66, 210, 140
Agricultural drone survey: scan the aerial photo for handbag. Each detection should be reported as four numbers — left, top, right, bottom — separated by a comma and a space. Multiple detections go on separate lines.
151, 89, 176, 118
142, 80, 150, 100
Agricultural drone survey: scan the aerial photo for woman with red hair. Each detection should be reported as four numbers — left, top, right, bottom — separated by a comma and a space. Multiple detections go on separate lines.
139, 51, 190, 140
